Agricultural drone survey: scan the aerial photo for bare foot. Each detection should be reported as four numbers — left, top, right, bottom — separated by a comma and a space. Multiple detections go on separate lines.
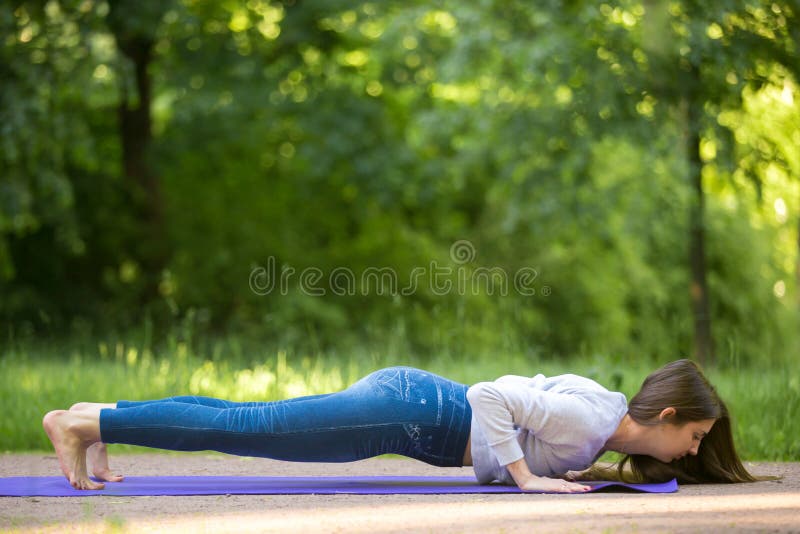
87, 442, 124, 482
42, 410, 105, 490
69, 403, 123, 482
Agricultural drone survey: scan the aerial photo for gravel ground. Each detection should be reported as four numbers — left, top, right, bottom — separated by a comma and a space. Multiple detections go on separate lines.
0, 453, 797, 533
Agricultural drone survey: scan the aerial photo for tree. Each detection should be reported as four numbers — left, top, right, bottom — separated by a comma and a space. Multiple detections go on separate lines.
638, 0, 798, 365
104, 1, 174, 301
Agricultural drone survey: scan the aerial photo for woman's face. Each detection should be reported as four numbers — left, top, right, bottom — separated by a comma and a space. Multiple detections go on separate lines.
649, 416, 716, 463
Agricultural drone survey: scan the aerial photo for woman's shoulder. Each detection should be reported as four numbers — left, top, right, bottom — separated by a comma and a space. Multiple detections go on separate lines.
545, 373, 607, 390
546, 374, 628, 403
482, 373, 627, 404
490, 373, 615, 392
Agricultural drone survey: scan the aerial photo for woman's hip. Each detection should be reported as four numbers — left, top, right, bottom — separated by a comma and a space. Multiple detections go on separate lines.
348, 366, 472, 466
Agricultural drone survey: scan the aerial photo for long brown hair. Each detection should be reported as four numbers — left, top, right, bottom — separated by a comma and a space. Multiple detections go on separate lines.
616, 359, 758, 483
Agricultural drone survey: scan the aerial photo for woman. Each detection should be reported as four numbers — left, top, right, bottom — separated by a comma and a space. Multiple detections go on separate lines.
43, 359, 756, 492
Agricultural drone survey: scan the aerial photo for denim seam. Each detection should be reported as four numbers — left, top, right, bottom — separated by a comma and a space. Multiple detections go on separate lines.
106, 422, 413, 433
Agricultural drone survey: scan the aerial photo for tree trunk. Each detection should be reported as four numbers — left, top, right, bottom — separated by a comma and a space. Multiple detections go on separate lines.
112, 32, 168, 300
685, 65, 714, 366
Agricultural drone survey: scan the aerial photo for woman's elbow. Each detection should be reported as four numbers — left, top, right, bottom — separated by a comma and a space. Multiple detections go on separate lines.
466, 383, 489, 405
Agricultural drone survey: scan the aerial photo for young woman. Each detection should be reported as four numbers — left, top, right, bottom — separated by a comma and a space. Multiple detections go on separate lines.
43, 359, 756, 492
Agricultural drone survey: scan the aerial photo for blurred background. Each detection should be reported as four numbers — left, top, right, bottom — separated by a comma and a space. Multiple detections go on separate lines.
1, 0, 798, 456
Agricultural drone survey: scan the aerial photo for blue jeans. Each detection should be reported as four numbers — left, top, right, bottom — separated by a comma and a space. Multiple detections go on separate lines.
100, 366, 472, 468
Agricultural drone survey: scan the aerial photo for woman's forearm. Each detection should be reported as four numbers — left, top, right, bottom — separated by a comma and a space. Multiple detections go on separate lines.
506, 457, 535, 486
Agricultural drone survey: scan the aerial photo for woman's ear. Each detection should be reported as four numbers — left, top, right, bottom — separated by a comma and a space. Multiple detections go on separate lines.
658, 407, 676, 421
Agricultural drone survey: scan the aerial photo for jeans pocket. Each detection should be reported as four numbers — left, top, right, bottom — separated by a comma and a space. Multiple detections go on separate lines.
368, 367, 434, 407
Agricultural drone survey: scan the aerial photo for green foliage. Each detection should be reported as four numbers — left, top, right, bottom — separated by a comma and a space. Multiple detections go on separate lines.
0, 3, 86, 280
1, 0, 799, 366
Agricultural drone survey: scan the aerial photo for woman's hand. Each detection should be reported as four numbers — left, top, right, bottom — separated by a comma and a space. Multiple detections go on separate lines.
506, 458, 591, 493
561, 470, 588, 482
517, 474, 591, 493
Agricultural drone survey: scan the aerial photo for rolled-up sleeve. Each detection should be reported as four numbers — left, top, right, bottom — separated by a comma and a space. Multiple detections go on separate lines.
466, 375, 591, 467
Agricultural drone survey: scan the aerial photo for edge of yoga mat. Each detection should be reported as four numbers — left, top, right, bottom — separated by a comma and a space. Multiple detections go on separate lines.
0, 476, 678, 497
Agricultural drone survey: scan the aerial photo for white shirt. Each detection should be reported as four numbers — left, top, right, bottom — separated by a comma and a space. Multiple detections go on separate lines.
466, 373, 628, 484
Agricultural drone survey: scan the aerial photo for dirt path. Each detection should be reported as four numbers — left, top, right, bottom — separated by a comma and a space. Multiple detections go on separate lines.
1, 453, 797, 533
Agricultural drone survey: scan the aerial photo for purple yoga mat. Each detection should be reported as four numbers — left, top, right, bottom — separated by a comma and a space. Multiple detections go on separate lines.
0, 476, 677, 496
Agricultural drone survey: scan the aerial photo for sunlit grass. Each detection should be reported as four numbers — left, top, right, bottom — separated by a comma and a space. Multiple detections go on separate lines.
1, 338, 797, 460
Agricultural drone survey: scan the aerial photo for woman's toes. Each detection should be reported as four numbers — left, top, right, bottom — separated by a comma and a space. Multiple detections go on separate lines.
73, 477, 104, 490
95, 469, 124, 482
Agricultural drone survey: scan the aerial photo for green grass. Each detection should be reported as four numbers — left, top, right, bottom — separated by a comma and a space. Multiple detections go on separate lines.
1, 337, 798, 460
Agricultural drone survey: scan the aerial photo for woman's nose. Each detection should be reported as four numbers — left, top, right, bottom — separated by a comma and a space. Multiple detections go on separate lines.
688, 445, 699, 455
